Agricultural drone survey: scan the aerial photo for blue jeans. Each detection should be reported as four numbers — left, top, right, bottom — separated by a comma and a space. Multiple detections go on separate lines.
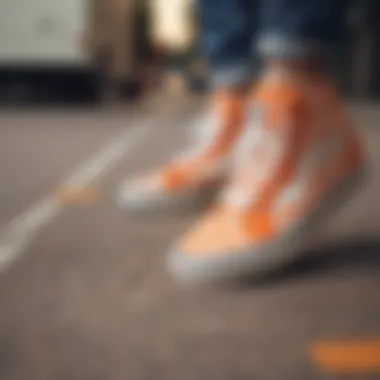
197, 0, 346, 87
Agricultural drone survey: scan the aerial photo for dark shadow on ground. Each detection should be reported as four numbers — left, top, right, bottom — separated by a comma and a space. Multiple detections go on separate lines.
228, 239, 380, 290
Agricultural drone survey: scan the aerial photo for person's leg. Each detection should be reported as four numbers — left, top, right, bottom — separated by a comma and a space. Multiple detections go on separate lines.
169, 0, 368, 283
118, 0, 258, 213
198, 0, 258, 91
257, 0, 345, 64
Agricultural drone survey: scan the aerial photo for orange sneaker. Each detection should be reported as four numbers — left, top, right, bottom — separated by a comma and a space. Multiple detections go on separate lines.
118, 92, 246, 213
168, 68, 369, 283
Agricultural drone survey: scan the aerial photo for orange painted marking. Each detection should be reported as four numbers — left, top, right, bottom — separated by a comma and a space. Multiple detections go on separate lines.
310, 339, 380, 374
55, 187, 99, 205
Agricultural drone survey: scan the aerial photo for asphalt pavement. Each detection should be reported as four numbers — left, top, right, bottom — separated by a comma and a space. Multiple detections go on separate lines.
0, 96, 379, 380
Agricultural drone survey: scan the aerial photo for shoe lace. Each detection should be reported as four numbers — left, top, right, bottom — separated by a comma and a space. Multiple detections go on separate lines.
221, 106, 286, 209
176, 109, 220, 162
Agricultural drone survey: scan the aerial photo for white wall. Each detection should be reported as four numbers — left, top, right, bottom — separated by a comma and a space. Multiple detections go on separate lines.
0, 0, 90, 66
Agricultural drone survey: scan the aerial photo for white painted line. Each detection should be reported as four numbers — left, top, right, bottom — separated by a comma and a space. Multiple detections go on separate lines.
0, 199, 60, 272
65, 122, 152, 186
0, 118, 152, 273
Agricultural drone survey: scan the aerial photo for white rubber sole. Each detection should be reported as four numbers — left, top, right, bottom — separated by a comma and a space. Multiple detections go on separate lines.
168, 165, 370, 284
117, 180, 222, 216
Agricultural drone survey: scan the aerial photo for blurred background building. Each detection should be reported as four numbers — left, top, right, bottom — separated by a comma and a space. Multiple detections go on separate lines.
0, 0, 380, 104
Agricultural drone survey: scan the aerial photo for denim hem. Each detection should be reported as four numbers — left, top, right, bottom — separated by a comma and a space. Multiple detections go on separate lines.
210, 64, 255, 89
257, 33, 327, 60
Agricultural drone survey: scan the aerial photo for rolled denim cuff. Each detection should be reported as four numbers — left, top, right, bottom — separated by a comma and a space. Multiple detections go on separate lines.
210, 63, 254, 90
257, 33, 327, 61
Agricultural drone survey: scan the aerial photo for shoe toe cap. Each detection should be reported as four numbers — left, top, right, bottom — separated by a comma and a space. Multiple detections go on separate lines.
118, 178, 167, 209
